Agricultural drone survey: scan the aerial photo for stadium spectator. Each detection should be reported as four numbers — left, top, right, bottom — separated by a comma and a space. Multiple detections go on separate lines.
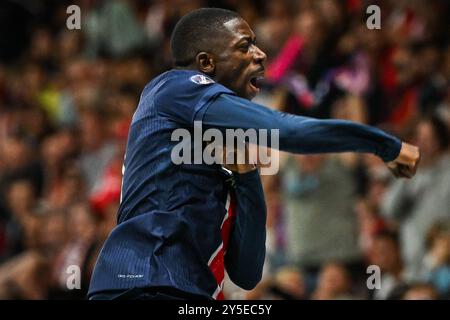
381, 116, 450, 279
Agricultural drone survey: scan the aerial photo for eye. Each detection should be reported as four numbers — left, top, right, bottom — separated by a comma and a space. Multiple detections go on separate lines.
239, 43, 250, 53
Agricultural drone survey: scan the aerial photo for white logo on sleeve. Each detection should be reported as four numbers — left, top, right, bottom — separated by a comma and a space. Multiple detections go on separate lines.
190, 74, 215, 85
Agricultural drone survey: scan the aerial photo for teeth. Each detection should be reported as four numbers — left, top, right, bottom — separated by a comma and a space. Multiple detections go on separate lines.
251, 76, 264, 88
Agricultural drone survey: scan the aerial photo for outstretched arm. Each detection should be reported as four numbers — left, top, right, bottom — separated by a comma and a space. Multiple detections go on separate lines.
200, 93, 419, 178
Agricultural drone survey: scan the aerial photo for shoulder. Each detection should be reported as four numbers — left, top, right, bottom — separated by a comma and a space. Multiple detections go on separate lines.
161, 69, 223, 92
154, 69, 234, 106
139, 69, 235, 124
151, 69, 231, 94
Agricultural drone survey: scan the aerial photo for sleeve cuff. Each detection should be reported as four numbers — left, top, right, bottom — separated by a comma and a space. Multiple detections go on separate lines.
380, 136, 402, 162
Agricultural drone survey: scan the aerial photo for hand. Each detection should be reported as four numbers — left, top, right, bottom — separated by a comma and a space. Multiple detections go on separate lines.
386, 142, 420, 178
222, 143, 258, 174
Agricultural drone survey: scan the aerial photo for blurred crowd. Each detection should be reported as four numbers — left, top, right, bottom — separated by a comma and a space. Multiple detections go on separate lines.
0, 0, 449, 300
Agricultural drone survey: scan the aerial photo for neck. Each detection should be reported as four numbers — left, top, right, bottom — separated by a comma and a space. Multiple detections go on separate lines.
174, 63, 197, 71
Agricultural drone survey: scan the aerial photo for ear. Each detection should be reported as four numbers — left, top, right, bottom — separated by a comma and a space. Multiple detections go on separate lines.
195, 52, 215, 75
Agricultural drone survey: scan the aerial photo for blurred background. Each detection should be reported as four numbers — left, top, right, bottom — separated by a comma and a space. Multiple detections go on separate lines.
0, 0, 449, 300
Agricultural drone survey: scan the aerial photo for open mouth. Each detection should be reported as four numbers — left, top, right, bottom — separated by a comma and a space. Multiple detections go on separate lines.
249, 75, 264, 93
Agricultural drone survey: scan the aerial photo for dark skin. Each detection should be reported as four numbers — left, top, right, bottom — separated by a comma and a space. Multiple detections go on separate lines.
183, 17, 266, 100
180, 17, 420, 178
180, 17, 267, 173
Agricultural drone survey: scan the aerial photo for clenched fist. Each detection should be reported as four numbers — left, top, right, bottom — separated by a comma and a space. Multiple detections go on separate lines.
386, 142, 420, 178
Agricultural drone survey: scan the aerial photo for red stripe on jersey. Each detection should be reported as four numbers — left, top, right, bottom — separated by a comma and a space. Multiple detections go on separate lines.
208, 192, 236, 300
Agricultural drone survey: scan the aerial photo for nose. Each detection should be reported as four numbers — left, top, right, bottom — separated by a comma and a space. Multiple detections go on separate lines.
252, 45, 267, 64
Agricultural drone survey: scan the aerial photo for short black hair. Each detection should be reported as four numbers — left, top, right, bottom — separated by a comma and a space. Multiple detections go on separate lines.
170, 8, 240, 67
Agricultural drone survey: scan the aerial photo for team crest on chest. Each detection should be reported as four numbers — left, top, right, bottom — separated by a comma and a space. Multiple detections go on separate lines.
190, 74, 215, 85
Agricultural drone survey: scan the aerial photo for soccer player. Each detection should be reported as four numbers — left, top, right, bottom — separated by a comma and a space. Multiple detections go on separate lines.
88, 8, 420, 300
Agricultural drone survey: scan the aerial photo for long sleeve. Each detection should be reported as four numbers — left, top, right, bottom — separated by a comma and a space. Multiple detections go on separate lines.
224, 169, 266, 290
199, 94, 402, 162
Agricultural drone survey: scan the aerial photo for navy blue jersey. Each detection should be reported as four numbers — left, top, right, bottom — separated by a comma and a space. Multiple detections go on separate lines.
88, 70, 266, 299
89, 69, 401, 299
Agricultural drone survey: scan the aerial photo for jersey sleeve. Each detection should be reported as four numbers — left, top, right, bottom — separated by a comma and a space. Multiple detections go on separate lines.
225, 169, 266, 290
200, 93, 402, 162
156, 72, 235, 126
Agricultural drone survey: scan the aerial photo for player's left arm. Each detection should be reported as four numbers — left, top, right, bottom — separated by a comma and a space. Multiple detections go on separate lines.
200, 93, 420, 178
223, 165, 267, 290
